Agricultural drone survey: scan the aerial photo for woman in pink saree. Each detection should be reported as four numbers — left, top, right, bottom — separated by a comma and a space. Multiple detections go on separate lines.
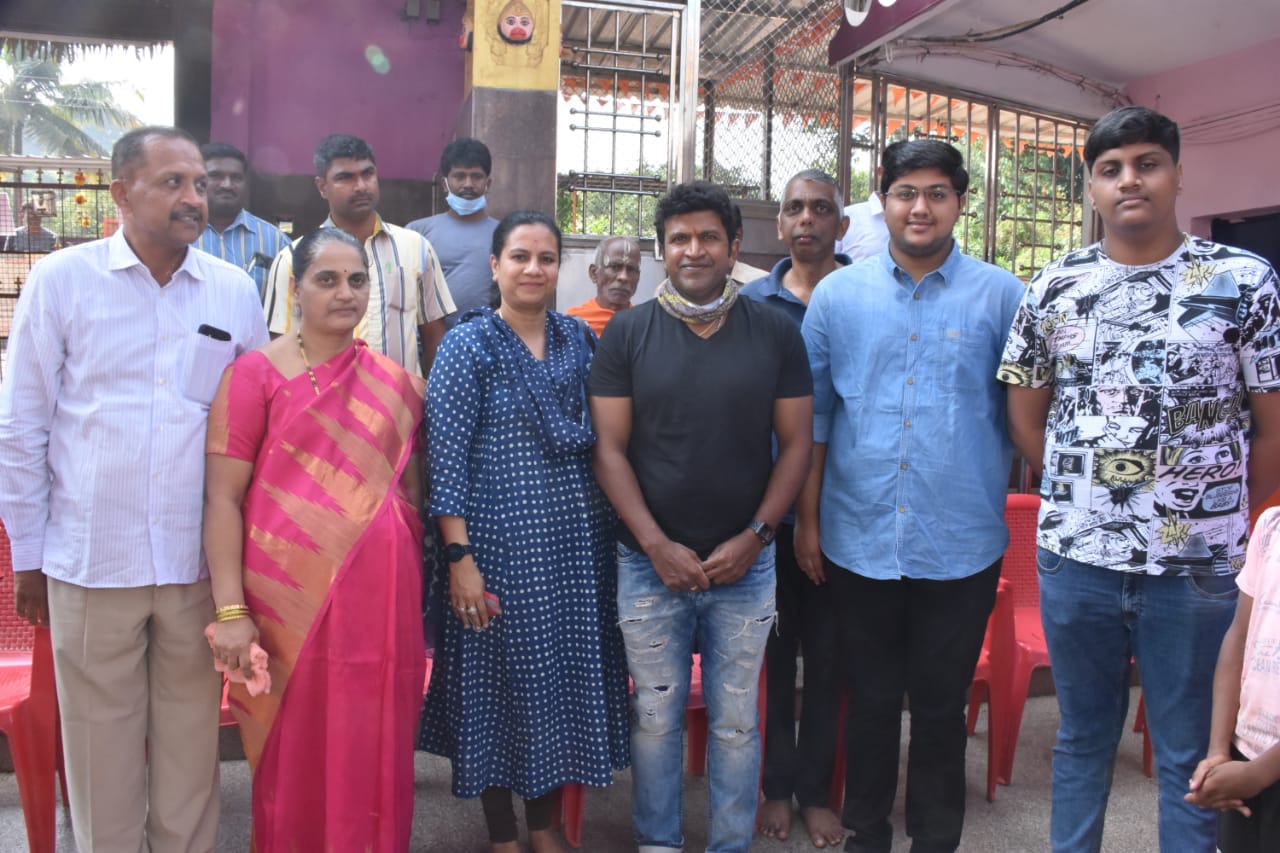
203, 227, 426, 851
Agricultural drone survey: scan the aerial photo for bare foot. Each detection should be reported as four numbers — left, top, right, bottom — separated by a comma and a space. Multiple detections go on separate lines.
757, 798, 793, 840
800, 805, 844, 849
491, 842, 520, 853
529, 828, 566, 853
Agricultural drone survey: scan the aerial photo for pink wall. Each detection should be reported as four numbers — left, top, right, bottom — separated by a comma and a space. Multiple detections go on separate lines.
1125, 37, 1280, 235
210, 0, 467, 180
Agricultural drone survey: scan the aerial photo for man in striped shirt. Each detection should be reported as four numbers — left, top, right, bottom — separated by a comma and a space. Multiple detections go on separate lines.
195, 142, 290, 303
263, 134, 455, 378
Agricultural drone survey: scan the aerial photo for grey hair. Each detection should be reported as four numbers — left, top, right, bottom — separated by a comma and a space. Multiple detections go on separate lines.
783, 169, 844, 211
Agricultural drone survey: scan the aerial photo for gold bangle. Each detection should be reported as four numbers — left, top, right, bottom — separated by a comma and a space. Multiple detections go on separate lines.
215, 605, 251, 623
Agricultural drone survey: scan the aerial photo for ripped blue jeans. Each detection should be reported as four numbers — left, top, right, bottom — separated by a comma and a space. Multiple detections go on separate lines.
616, 542, 776, 853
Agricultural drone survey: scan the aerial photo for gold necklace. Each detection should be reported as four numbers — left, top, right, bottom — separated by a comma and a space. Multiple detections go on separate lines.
691, 315, 724, 339
296, 331, 320, 396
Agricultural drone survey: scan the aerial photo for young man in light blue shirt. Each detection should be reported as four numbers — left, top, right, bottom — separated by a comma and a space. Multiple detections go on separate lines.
799, 140, 1024, 853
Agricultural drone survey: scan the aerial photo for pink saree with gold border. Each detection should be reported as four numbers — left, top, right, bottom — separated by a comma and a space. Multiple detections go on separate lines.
207, 341, 425, 852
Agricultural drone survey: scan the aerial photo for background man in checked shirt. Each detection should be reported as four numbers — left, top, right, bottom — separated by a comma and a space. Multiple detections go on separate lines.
196, 141, 291, 303
263, 133, 454, 377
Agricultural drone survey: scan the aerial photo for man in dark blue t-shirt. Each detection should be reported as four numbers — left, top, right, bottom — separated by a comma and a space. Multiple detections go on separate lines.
589, 180, 813, 853
741, 168, 850, 849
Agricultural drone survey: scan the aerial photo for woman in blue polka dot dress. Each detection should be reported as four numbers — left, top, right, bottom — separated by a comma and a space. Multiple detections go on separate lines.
419, 210, 630, 852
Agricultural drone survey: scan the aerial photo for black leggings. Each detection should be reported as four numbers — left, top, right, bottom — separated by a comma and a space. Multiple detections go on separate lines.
480, 786, 556, 844
1217, 746, 1280, 853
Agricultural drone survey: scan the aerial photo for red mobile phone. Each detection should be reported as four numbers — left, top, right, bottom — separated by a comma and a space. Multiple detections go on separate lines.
483, 591, 502, 617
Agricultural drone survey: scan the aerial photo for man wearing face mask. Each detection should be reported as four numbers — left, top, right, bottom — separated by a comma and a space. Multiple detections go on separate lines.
407, 138, 500, 327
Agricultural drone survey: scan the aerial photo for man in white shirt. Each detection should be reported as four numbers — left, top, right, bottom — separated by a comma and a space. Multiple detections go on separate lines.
0, 126, 268, 852
835, 180, 890, 263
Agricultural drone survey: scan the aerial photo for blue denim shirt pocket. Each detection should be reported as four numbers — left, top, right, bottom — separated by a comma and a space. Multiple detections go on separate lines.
922, 322, 984, 392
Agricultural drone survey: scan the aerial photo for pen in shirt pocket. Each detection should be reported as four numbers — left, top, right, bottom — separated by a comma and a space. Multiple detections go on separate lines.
197, 324, 232, 342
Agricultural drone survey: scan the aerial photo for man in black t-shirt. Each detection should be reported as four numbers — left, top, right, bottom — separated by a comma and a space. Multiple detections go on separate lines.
589, 180, 813, 853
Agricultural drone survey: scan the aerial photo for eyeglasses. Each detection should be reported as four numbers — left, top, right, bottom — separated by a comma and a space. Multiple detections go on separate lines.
884, 186, 962, 203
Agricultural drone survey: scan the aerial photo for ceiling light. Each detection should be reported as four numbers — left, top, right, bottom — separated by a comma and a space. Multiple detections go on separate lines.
843, 0, 870, 25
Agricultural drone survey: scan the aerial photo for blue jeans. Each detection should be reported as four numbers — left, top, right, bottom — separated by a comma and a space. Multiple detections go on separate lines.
1037, 547, 1237, 853
617, 542, 776, 853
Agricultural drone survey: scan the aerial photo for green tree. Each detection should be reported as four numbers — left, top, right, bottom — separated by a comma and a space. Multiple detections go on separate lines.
0, 50, 141, 156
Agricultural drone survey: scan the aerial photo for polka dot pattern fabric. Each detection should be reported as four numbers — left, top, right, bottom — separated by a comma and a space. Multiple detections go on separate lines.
418, 309, 630, 799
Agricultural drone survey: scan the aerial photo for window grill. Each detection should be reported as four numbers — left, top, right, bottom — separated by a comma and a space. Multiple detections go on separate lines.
695, 0, 842, 202
558, 0, 684, 237
846, 73, 1092, 279
0, 158, 115, 376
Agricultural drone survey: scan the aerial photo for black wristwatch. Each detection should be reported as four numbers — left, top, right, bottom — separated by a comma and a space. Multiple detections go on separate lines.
444, 543, 474, 563
748, 520, 775, 546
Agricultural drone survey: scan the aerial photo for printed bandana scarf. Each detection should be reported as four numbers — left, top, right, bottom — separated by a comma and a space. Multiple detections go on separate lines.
655, 276, 740, 325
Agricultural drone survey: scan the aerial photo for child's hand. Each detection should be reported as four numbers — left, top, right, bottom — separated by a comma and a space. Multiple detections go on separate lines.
1187, 753, 1232, 794
1185, 757, 1264, 815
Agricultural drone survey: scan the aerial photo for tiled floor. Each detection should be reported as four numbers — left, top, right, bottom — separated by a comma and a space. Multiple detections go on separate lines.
0, 693, 1161, 852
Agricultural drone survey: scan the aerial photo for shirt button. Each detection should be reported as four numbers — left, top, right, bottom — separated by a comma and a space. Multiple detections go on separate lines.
913, 293, 921, 300
904, 419, 912, 427
907, 377, 914, 385
901, 463, 908, 470
910, 333, 918, 341
898, 506, 906, 513
158, 378, 166, 385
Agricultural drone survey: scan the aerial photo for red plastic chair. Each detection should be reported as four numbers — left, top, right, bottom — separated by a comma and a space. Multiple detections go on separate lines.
992, 492, 1050, 784
1132, 693, 1154, 778
993, 494, 1156, 783
0, 626, 60, 852
965, 578, 1016, 801
0, 520, 63, 853
827, 578, 1016, 808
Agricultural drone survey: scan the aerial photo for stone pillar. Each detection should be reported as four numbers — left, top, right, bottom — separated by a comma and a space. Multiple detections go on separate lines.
453, 0, 561, 218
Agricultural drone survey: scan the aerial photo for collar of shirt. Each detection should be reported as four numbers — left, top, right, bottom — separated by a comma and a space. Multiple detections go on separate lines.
863, 192, 883, 218
751, 253, 855, 306
759, 257, 799, 304
321, 213, 385, 245
198, 207, 257, 242
107, 228, 207, 283
221, 207, 255, 234
882, 239, 963, 289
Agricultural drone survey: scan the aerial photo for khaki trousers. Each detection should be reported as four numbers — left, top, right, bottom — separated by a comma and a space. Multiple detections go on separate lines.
48, 578, 221, 853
